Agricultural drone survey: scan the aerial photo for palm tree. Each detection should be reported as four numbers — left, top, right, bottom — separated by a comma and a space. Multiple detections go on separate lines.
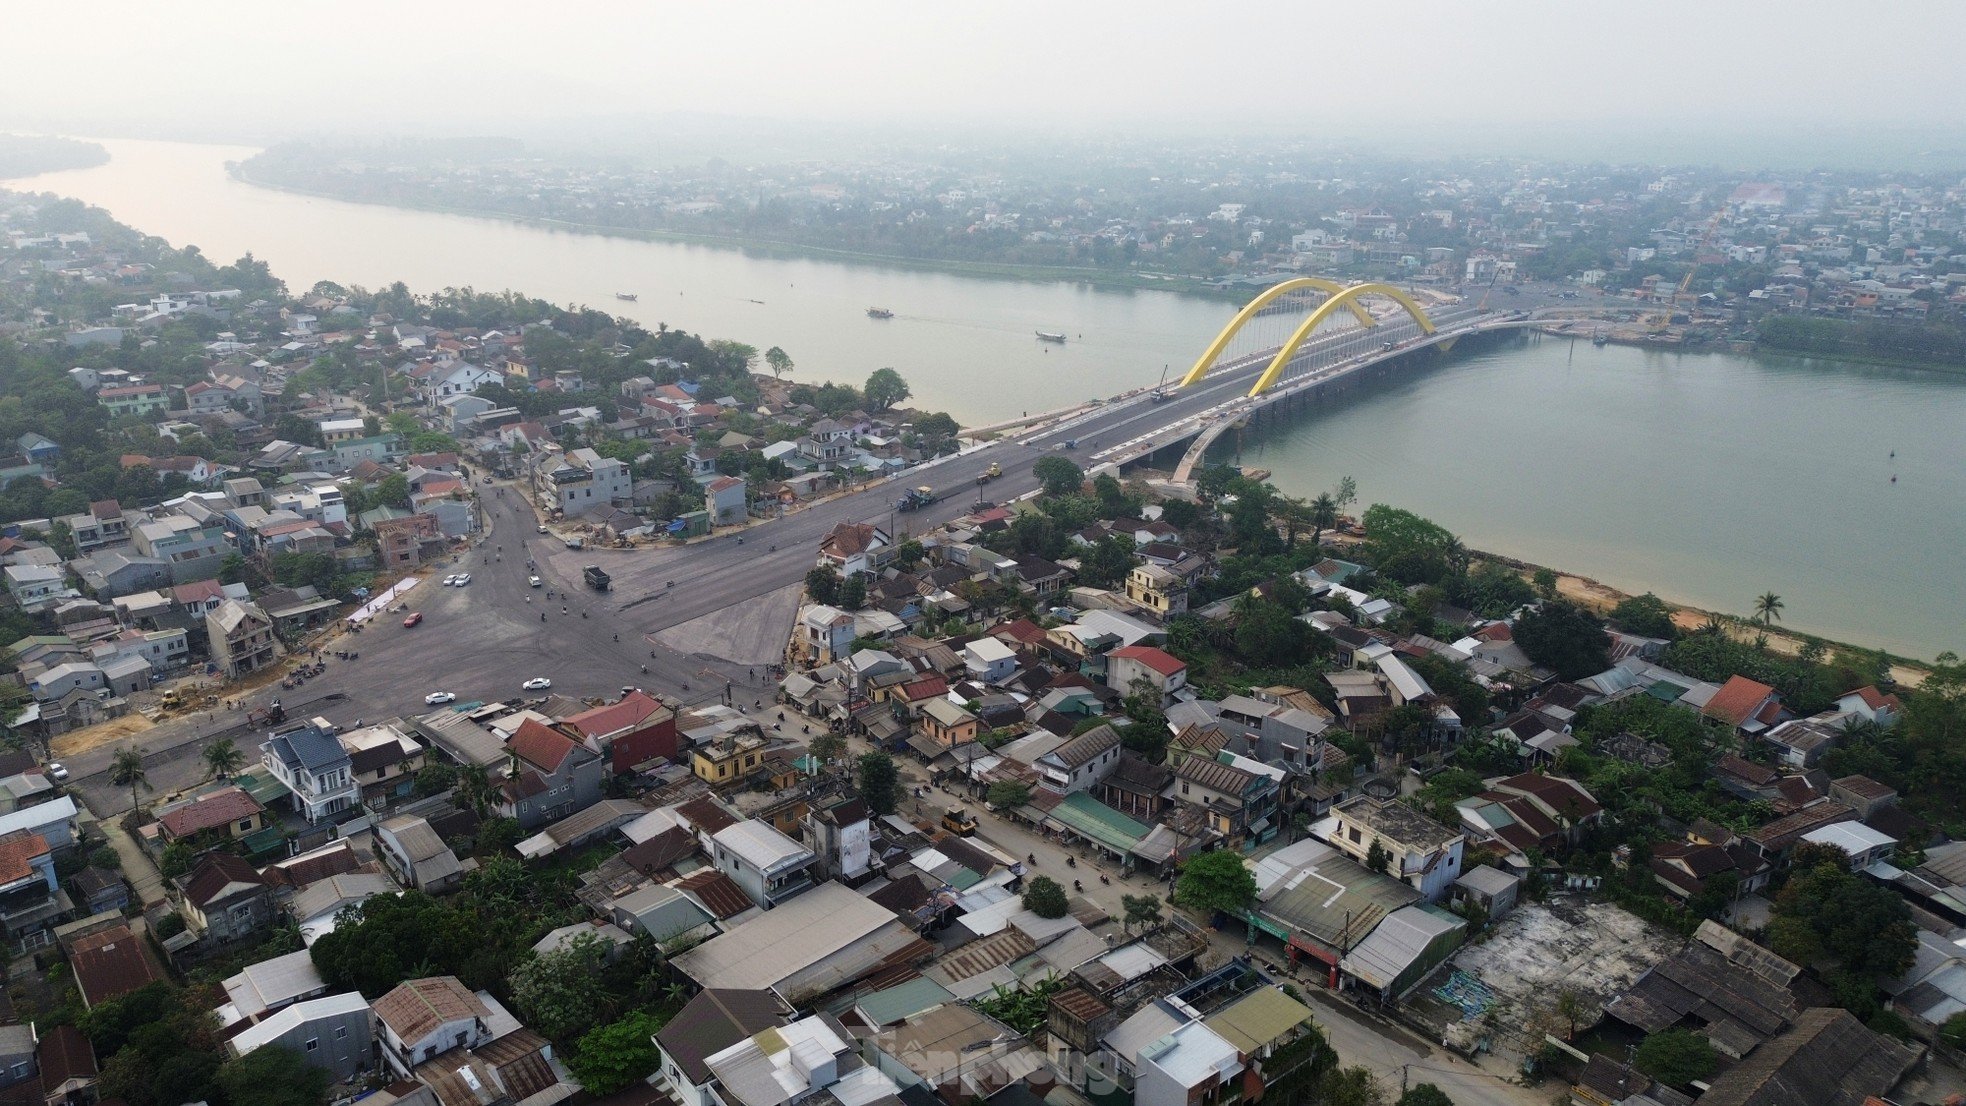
1753, 592, 1785, 626
202, 737, 244, 780
457, 763, 493, 817
109, 746, 150, 814
1307, 493, 1337, 548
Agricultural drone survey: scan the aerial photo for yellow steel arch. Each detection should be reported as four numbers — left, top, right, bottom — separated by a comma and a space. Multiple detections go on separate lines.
1246, 282, 1436, 397
1179, 277, 1378, 388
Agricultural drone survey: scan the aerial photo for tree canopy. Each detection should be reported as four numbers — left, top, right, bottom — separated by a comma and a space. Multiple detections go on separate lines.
1033, 455, 1084, 497
567, 1010, 668, 1094
864, 367, 911, 411
1514, 601, 1612, 680
1175, 851, 1257, 917
1634, 1028, 1717, 1086
1023, 875, 1069, 919
1769, 844, 1917, 981
857, 751, 899, 815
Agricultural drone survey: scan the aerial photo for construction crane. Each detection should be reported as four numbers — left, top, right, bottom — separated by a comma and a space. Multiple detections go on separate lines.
1649, 213, 1723, 331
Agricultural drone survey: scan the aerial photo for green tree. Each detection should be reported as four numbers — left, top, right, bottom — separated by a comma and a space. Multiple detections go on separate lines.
809, 732, 845, 770
1611, 592, 1679, 639
1022, 874, 1069, 919
1175, 851, 1257, 917
1317, 1066, 1385, 1106
763, 346, 793, 379
1233, 594, 1312, 667
1122, 894, 1164, 933
1032, 455, 1084, 497
1397, 1086, 1455, 1106
1940, 1011, 1966, 1051
986, 780, 1031, 809
1532, 567, 1559, 600
1634, 1028, 1717, 1086
892, 539, 926, 570
159, 841, 195, 880
219, 551, 248, 585
1365, 839, 1391, 875
1753, 591, 1785, 625
202, 737, 243, 780
913, 412, 960, 439
214, 1045, 330, 1106
863, 367, 911, 411
375, 473, 410, 509
837, 575, 867, 611
1768, 844, 1916, 980
857, 751, 899, 815
1307, 492, 1338, 547
511, 930, 612, 1041
1077, 534, 1137, 588
414, 763, 458, 796
1514, 601, 1612, 680
804, 565, 840, 605
110, 746, 149, 813
568, 1010, 669, 1095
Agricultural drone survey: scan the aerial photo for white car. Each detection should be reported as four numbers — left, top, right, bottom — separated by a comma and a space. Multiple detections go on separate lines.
521, 677, 552, 691
45, 763, 68, 782
424, 691, 456, 705
537, 524, 549, 534
454, 573, 472, 586
442, 574, 460, 586
528, 575, 542, 587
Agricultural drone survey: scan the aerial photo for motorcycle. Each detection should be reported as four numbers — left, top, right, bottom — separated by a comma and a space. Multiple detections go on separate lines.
1066, 856, 1076, 868
1099, 874, 1111, 885
1027, 853, 1036, 866
1073, 879, 1083, 892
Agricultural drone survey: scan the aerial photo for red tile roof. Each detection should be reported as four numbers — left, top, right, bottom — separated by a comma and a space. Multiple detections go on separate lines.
180, 852, 264, 908
673, 869, 754, 920
896, 676, 949, 703
69, 924, 164, 1008
564, 691, 669, 739
507, 719, 579, 774
1846, 685, 1902, 712
1110, 645, 1186, 678
989, 619, 1047, 646
157, 786, 264, 839
1704, 675, 1778, 727
0, 831, 49, 884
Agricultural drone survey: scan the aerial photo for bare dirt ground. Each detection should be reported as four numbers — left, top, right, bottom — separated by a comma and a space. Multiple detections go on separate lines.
51, 714, 155, 758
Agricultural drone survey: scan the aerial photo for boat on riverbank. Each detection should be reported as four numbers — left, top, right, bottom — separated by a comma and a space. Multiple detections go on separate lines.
867, 307, 894, 319
614, 292, 638, 301
1036, 331, 1067, 343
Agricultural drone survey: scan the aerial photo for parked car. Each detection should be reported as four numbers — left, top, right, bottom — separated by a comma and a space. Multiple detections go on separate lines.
403, 612, 424, 628
521, 677, 552, 691
45, 763, 68, 782
442, 574, 459, 586
454, 573, 471, 586
528, 575, 542, 588
424, 691, 455, 705
537, 524, 549, 534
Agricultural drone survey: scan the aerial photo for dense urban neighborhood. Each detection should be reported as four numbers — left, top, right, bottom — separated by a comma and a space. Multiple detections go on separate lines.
0, 179, 1962, 1106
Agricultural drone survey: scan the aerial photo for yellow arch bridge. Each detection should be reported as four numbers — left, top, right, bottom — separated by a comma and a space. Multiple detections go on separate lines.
1179, 278, 1440, 397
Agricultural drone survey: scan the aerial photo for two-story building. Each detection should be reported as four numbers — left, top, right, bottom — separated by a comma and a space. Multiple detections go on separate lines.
129, 518, 230, 585
1124, 563, 1189, 620
373, 976, 492, 1079
97, 383, 169, 420
704, 475, 747, 526
1322, 796, 1465, 903
262, 724, 361, 825
1035, 724, 1123, 796
919, 699, 981, 753
373, 814, 465, 894
692, 730, 774, 791
710, 820, 817, 909
1106, 645, 1188, 707
0, 831, 64, 942
817, 522, 891, 578
1166, 753, 1281, 848
500, 720, 607, 830
176, 853, 274, 943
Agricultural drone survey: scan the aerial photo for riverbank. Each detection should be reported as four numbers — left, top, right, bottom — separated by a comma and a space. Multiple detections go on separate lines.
228, 163, 1245, 299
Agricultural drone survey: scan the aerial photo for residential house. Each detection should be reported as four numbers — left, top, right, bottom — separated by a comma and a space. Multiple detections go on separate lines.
1454, 773, 1604, 855
39, 1024, 98, 1106
68, 923, 165, 1008
802, 795, 873, 883
97, 384, 169, 419
1323, 797, 1465, 902
919, 699, 980, 753
1123, 563, 1188, 620
1836, 685, 1903, 729
1167, 753, 1282, 847
798, 605, 855, 664
797, 419, 853, 468
692, 731, 775, 791
156, 786, 267, 844
817, 522, 890, 577
372, 976, 492, 1079
261, 723, 361, 825
1035, 724, 1123, 796
228, 993, 374, 1082
1106, 645, 1187, 706
0, 831, 63, 941
207, 599, 277, 678
128, 517, 229, 585
704, 476, 747, 526
561, 691, 677, 773
711, 820, 817, 909
499, 720, 607, 830
373, 815, 465, 894
176, 853, 274, 942
653, 989, 793, 1106
1703, 675, 1784, 736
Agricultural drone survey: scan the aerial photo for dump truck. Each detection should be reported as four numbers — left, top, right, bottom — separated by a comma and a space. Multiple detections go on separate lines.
941, 805, 979, 837
975, 462, 1002, 486
583, 565, 612, 591
897, 486, 940, 512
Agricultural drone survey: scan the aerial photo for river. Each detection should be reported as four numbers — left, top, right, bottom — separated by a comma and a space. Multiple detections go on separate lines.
10, 138, 1965, 660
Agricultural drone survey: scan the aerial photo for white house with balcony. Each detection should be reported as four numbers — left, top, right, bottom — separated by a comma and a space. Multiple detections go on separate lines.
711, 820, 817, 910
261, 723, 360, 824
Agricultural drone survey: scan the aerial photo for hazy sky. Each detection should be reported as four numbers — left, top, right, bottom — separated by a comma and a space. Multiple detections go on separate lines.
8, 1, 1966, 146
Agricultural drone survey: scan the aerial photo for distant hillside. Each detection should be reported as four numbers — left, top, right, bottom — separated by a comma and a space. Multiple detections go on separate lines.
0, 135, 108, 180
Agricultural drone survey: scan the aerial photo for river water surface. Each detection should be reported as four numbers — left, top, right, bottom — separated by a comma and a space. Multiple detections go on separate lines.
11, 139, 1964, 659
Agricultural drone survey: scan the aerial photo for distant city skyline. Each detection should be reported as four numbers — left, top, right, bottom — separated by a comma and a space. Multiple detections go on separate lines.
6, 1, 1966, 167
